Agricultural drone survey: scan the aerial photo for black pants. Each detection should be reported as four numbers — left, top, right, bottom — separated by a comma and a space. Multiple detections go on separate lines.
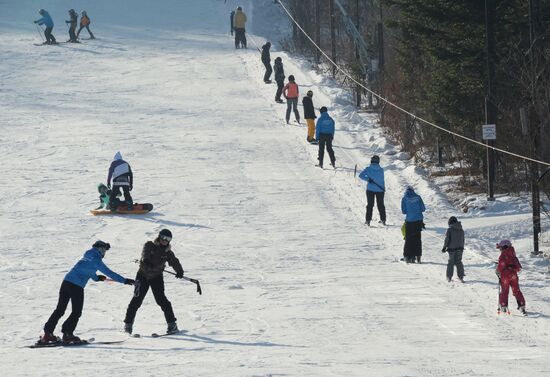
68, 25, 77, 41
366, 190, 386, 223
77, 25, 95, 39
446, 250, 465, 279
317, 133, 335, 167
109, 185, 132, 208
404, 220, 423, 260
234, 28, 246, 48
263, 61, 272, 82
44, 280, 84, 335
44, 26, 56, 43
124, 272, 176, 324
275, 80, 284, 101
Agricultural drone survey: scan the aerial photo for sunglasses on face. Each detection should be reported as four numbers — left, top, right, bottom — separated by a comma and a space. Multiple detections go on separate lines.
160, 235, 172, 242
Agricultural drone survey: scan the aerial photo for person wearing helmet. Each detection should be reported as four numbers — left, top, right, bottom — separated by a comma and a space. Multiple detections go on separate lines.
65, 9, 78, 43
107, 151, 133, 211
358, 155, 386, 226
302, 90, 317, 143
261, 42, 272, 83
77, 10, 95, 40
39, 241, 134, 345
274, 57, 285, 103
34, 9, 57, 44
283, 75, 300, 124
442, 216, 465, 282
315, 106, 336, 168
401, 186, 425, 263
124, 229, 185, 335
233, 6, 247, 48
495, 240, 526, 315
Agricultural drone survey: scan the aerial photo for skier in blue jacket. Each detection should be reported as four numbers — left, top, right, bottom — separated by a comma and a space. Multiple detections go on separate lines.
40, 241, 134, 344
358, 155, 386, 226
34, 9, 57, 44
315, 107, 336, 168
401, 186, 426, 263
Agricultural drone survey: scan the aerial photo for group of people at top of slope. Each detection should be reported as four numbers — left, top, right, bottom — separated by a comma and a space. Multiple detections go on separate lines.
33, 8, 95, 45
38, 153, 187, 345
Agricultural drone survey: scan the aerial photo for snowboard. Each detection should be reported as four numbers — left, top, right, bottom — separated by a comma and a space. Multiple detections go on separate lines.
90, 203, 153, 215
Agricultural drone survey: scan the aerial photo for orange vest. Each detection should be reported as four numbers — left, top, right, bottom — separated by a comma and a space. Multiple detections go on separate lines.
80, 15, 90, 26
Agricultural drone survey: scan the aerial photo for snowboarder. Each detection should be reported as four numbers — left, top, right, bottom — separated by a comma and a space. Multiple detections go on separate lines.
283, 75, 300, 124
315, 107, 336, 169
34, 9, 56, 45
65, 9, 78, 43
261, 42, 272, 83
442, 216, 465, 282
358, 155, 386, 226
124, 229, 185, 335
107, 151, 133, 211
302, 90, 317, 143
39, 241, 134, 344
76, 10, 95, 40
401, 186, 425, 263
274, 57, 285, 103
233, 6, 247, 48
495, 240, 526, 315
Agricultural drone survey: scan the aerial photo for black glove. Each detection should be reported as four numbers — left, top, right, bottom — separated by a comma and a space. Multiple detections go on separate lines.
124, 278, 135, 285
441, 248, 446, 253
107, 184, 111, 189
34, 21, 38, 24
96, 275, 106, 281
175, 271, 184, 279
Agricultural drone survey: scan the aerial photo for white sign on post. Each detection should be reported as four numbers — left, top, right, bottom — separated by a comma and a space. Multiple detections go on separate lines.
482, 124, 496, 140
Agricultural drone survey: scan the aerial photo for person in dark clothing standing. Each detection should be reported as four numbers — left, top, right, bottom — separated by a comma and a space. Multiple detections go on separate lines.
401, 186, 426, 263
315, 107, 336, 168
302, 90, 317, 143
34, 9, 56, 44
107, 151, 133, 210
274, 57, 285, 103
358, 155, 386, 226
230, 10, 235, 35
261, 42, 272, 83
442, 216, 465, 282
124, 229, 185, 335
65, 9, 78, 43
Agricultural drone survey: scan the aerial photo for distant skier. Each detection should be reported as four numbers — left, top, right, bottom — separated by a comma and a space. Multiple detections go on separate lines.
233, 6, 247, 48
261, 42, 272, 83
274, 57, 285, 103
107, 151, 133, 211
76, 10, 95, 40
495, 240, 526, 315
124, 229, 185, 335
401, 186, 425, 263
34, 9, 56, 45
230, 10, 235, 35
283, 75, 300, 124
39, 241, 134, 344
65, 9, 78, 42
358, 155, 386, 226
315, 107, 336, 169
302, 90, 317, 143
442, 216, 465, 282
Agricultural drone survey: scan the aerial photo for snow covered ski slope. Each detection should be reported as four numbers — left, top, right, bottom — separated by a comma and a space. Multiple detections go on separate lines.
1, 0, 549, 376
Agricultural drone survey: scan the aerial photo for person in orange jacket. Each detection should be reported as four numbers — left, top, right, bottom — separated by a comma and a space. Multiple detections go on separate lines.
283, 75, 300, 124
76, 10, 95, 40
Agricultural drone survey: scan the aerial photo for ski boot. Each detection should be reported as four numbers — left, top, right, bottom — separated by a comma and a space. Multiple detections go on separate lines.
39, 332, 59, 344
518, 306, 527, 315
166, 322, 179, 335
498, 305, 509, 315
62, 332, 81, 344
124, 322, 133, 334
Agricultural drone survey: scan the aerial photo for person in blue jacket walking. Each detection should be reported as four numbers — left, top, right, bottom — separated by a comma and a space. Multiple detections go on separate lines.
40, 241, 134, 344
401, 186, 426, 263
359, 155, 386, 226
315, 107, 336, 168
34, 9, 57, 44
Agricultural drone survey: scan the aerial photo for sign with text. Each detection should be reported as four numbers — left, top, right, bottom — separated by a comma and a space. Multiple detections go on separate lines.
482, 124, 496, 140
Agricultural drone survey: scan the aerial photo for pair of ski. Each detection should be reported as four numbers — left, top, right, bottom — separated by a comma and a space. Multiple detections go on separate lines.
28, 337, 125, 348
131, 329, 186, 338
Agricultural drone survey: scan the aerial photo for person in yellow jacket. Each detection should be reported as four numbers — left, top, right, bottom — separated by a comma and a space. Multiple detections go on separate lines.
233, 6, 247, 49
76, 10, 95, 40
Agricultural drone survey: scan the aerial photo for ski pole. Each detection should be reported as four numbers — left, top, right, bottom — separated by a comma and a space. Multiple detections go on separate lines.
35, 23, 44, 42
354, 164, 357, 178
163, 269, 202, 295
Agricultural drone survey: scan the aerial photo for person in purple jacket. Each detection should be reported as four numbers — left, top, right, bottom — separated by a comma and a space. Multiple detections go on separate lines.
107, 151, 133, 210
39, 241, 134, 344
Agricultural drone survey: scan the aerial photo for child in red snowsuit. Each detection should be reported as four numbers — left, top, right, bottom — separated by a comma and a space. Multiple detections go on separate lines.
495, 240, 526, 314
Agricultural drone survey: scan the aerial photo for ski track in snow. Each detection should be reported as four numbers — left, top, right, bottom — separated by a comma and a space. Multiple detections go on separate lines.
1, 0, 549, 376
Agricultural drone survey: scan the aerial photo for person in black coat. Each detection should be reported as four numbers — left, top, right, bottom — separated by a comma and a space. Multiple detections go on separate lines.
302, 90, 317, 143
274, 57, 285, 103
65, 9, 78, 43
261, 42, 272, 83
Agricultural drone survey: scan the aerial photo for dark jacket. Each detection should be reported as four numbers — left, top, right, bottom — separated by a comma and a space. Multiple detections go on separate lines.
261, 43, 271, 63
139, 239, 183, 280
442, 222, 464, 251
274, 60, 285, 82
302, 96, 316, 119
66, 12, 77, 27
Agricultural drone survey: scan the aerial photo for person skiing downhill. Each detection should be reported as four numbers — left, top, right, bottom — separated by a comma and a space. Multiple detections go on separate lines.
39, 241, 134, 344
315, 107, 336, 169
442, 216, 465, 282
274, 57, 285, 103
302, 90, 317, 143
65, 9, 78, 43
358, 155, 386, 226
261, 42, 272, 83
34, 9, 56, 44
401, 186, 425, 263
124, 229, 185, 335
283, 75, 300, 124
495, 240, 526, 315
107, 152, 133, 210
76, 10, 95, 40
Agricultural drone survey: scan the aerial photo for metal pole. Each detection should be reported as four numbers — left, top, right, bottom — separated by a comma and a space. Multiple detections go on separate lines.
315, 0, 321, 64
355, 0, 361, 107
484, 0, 496, 201
329, 0, 337, 77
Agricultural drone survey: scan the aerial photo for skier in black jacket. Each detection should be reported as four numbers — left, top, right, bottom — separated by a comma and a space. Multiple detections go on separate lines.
274, 57, 285, 103
302, 90, 317, 143
261, 42, 272, 83
65, 9, 78, 43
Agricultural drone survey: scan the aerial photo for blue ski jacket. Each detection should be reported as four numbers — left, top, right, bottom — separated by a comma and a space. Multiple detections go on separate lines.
36, 12, 54, 28
359, 163, 385, 192
315, 112, 335, 140
64, 247, 126, 288
401, 188, 425, 222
